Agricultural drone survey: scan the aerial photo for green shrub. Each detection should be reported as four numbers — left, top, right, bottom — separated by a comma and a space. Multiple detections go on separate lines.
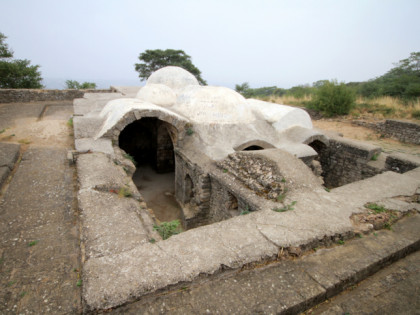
310, 80, 355, 117
412, 109, 420, 120
153, 220, 182, 240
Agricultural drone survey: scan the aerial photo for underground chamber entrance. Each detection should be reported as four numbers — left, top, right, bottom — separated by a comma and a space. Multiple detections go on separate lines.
118, 118, 183, 223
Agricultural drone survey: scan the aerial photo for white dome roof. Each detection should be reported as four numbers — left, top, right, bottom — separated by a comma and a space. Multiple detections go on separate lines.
135, 83, 176, 107
247, 99, 312, 131
147, 66, 199, 92
173, 86, 254, 124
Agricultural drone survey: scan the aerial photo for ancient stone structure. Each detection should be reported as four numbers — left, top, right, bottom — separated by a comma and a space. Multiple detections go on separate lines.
72, 67, 420, 312
0, 88, 111, 103
352, 119, 420, 145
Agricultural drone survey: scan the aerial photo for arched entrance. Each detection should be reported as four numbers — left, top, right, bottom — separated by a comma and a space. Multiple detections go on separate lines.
118, 117, 175, 173
119, 117, 182, 223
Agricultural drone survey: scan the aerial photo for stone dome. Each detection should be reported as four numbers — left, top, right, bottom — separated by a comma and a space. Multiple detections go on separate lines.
246, 99, 312, 132
147, 66, 199, 92
173, 86, 254, 124
135, 83, 176, 107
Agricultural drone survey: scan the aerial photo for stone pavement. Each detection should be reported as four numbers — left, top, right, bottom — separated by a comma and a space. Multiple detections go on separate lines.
0, 101, 81, 314
106, 214, 420, 314
1, 97, 420, 314
309, 250, 420, 314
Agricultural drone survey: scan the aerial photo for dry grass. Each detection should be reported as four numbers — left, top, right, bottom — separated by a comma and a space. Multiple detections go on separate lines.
257, 95, 420, 120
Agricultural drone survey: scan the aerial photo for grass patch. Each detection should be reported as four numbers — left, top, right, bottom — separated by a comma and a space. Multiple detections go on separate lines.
18, 139, 31, 144
365, 202, 386, 213
273, 201, 297, 212
123, 153, 137, 166
371, 153, 380, 161
412, 109, 420, 119
28, 240, 39, 247
239, 210, 250, 215
76, 279, 82, 287
67, 117, 73, 127
0, 129, 5, 134
153, 220, 182, 240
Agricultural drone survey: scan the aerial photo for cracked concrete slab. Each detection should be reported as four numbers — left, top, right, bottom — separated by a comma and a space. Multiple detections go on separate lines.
72, 90, 420, 312
78, 189, 150, 259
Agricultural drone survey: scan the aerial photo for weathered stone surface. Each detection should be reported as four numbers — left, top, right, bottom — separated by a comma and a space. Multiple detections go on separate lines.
385, 151, 420, 173
73, 116, 104, 139
75, 138, 113, 155
76, 152, 137, 193
383, 119, 420, 144
0, 147, 81, 314
0, 166, 10, 187
108, 215, 420, 314
0, 88, 111, 104
78, 189, 149, 259
0, 142, 20, 169
83, 244, 185, 312
310, 250, 420, 315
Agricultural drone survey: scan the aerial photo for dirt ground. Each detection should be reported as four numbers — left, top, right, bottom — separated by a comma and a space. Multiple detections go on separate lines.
313, 119, 420, 157
132, 165, 183, 223
0, 101, 81, 314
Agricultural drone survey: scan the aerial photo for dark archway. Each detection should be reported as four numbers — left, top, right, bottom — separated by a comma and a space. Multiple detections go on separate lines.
243, 145, 264, 151
119, 117, 175, 173
308, 140, 327, 156
184, 174, 194, 204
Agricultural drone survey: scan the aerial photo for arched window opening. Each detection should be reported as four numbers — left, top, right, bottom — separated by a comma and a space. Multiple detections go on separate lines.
227, 192, 239, 216
184, 175, 194, 204
243, 145, 264, 151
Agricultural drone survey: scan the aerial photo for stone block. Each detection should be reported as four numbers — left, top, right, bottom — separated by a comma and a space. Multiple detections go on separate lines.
78, 189, 149, 259
75, 138, 114, 155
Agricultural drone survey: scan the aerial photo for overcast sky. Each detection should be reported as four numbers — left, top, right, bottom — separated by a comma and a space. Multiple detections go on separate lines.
1, 0, 419, 89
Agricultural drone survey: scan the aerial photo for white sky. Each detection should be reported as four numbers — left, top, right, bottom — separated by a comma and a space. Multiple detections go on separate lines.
1, 0, 419, 89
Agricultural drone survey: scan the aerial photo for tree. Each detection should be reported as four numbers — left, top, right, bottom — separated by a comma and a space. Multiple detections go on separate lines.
310, 80, 355, 117
65, 80, 96, 89
0, 32, 43, 89
0, 33, 13, 58
135, 49, 206, 85
354, 52, 420, 99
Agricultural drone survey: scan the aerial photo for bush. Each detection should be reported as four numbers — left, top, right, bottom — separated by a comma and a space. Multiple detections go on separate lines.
153, 220, 182, 240
310, 80, 355, 117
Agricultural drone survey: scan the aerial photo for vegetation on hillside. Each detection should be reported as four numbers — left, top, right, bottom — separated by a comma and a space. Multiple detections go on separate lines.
236, 52, 420, 119
65, 80, 97, 89
0, 32, 43, 89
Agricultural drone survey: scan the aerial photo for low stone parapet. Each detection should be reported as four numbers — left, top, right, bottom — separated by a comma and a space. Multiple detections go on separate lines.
0, 88, 112, 103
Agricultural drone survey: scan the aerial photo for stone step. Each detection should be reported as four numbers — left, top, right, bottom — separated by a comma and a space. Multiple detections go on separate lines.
108, 214, 420, 314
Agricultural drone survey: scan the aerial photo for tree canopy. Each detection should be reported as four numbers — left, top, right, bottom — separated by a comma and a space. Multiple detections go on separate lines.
135, 49, 206, 85
0, 32, 43, 89
65, 80, 96, 89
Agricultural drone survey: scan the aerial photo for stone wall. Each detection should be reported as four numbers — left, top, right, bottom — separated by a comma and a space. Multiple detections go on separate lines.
174, 151, 211, 229
383, 120, 420, 145
217, 152, 287, 201
0, 88, 111, 103
318, 138, 382, 188
352, 119, 420, 145
385, 152, 420, 173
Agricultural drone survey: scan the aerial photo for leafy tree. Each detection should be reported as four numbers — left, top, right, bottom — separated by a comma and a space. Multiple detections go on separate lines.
310, 80, 355, 117
0, 32, 43, 89
0, 33, 13, 58
65, 80, 96, 89
354, 52, 420, 99
235, 82, 250, 95
286, 85, 314, 99
135, 49, 206, 85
